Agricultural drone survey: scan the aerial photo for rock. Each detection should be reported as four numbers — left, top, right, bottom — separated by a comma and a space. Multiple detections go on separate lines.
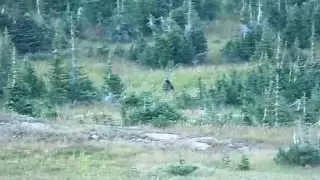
188, 141, 211, 151
304, 164, 312, 169
145, 133, 179, 141
89, 134, 100, 140
190, 137, 218, 144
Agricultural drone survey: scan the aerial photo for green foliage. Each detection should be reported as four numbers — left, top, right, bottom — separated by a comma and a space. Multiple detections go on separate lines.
274, 144, 320, 166
222, 27, 258, 62
48, 58, 69, 105
209, 72, 244, 106
21, 61, 46, 98
102, 73, 124, 96
175, 91, 200, 109
238, 155, 250, 171
131, 26, 206, 67
126, 102, 184, 128
221, 154, 232, 168
6, 61, 46, 117
166, 161, 198, 176
6, 80, 35, 116
196, 0, 221, 20
121, 93, 184, 127
8, 15, 53, 54
69, 66, 97, 102
188, 28, 208, 63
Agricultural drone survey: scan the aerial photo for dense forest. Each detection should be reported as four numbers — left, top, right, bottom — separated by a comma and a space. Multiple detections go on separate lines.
0, 0, 320, 128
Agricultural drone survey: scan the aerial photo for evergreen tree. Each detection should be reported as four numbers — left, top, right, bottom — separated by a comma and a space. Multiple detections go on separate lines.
103, 73, 124, 97
48, 58, 69, 105
69, 66, 97, 102
188, 27, 208, 63
197, 0, 221, 20
21, 61, 46, 98
6, 78, 34, 116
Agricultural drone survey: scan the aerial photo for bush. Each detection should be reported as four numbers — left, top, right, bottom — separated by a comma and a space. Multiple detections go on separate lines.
222, 29, 257, 62
121, 93, 184, 127
274, 144, 320, 166
69, 66, 98, 102
126, 102, 184, 128
175, 91, 200, 109
102, 73, 124, 96
238, 155, 250, 171
6, 81, 36, 117
166, 162, 198, 176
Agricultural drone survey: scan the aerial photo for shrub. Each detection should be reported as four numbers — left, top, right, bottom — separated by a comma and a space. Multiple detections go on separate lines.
102, 73, 124, 97
238, 154, 250, 170
150, 102, 184, 127
126, 102, 184, 128
175, 91, 200, 109
69, 66, 98, 102
113, 45, 126, 58
166, 162, 198, 176
222, 154, 232, 168
274, 144, 320, 166
121, 93, 184, 127
6, 81, 36, 116
222, 30, 257, 62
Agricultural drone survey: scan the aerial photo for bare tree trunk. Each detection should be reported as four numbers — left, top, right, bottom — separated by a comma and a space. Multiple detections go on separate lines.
248, 0, 253, 24
36, 0, 41, 16
185, 0, 193, 35
257, 0, 263, 24
274, 73, 280, 127
70, 14, 76, 93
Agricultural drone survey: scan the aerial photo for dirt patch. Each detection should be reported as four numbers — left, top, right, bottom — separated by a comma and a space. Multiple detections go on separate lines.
0, 116, 275, 152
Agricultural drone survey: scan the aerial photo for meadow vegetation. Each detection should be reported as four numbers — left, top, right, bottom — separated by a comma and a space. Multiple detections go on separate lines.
0, 0, 320, 179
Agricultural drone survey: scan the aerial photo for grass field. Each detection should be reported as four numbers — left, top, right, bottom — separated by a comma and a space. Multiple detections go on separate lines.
0, 140, 319, 180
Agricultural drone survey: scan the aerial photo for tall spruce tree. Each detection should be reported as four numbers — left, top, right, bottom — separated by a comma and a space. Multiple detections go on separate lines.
48, 58, 69, 105
21, 61, 46, 99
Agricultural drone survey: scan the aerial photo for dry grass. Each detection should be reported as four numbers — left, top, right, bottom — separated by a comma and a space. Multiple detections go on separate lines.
167, 124, 294, 146
0, 141, 319, 180
53, 103, 122, 125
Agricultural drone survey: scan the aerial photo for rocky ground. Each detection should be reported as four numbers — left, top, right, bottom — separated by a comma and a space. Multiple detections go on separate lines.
0, 114, 274, 153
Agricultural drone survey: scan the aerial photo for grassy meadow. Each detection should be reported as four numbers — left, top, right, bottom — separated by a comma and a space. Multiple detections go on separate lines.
0, 140, 319, 180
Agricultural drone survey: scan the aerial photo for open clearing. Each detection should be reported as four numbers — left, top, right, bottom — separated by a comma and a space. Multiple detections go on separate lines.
0, 114, 319, 180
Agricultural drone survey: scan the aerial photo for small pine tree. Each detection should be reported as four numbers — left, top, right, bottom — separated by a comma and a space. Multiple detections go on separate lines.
48, 58, 69, 105
21, 61, 46, 98
102, 73, 124, 97
238, 154, 250, 170
6, 79, 34, 116
69, 66, 97, 102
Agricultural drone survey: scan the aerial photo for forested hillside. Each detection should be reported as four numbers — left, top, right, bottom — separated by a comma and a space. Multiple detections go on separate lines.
1, 0, 319, 127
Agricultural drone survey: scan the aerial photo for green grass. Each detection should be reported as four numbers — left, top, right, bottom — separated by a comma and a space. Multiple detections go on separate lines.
31, 20, 246, 95
205, 19, 239, 64
0, 141, 319, 180
33, 58, 251, 95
